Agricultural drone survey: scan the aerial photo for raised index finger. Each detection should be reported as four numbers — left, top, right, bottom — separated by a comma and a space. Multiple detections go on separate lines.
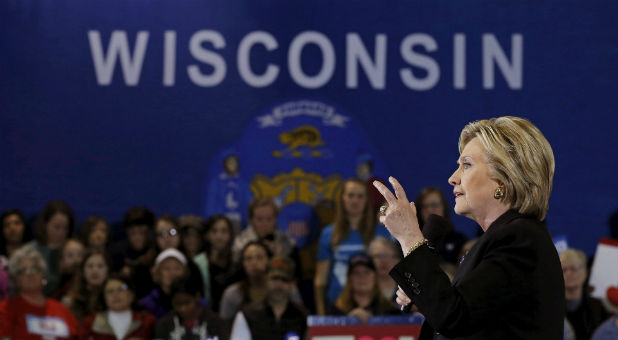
389, 176, 409, 203
373, 180, 398, 206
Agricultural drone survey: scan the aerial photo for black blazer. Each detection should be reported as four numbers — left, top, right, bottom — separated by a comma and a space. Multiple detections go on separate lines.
390, 210, 565, 340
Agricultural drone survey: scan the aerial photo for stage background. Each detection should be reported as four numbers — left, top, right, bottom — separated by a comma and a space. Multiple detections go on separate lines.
1, 0, 616, 256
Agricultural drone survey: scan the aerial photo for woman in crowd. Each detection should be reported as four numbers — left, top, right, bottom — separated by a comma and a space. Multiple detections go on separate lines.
179, 215, 213, 306
24, 200, 75, 296
154, 277, 225, 340
52, 238, 85, 300
219, 241, 271, 321
560, 248, 610, 340
155, 215, 181, 252
329, 252, 400, 322
0, 208, 33, 261
140, 248, 194, 318
415, 187, 468, 264
368, 237, 401, 303
79, 216, 110, 252
315, 178, 390, 315
80, 274, 156, 340
201, 214, 236, 313
0, 247, 79, 339
376, 116, 565, 338
62, 250, 111, 322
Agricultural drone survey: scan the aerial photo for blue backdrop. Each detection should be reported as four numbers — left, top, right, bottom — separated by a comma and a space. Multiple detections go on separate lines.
1, 0, 616, 255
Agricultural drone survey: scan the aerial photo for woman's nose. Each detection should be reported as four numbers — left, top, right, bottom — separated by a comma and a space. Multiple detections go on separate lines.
448, 168, 460, 186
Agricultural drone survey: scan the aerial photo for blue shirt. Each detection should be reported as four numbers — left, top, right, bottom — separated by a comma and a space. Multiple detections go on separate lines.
317, 224, 391, 305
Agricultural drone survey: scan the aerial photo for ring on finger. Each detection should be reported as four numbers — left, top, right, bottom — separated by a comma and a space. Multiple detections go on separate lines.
379, 204, 388, 215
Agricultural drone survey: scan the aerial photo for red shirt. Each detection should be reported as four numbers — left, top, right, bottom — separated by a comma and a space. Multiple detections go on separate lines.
0, 296, 79, 340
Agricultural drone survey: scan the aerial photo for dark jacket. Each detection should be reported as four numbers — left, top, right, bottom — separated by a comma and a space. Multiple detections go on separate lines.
566, 292, 611, 340
242, 300, 308, 340
390, 209, 565, 340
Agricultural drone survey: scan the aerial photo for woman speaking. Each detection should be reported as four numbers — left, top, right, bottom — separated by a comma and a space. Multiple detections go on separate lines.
374, 116, 564, 339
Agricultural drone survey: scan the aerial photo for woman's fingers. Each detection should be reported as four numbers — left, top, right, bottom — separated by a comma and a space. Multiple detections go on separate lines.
389, 176, 408, 203
396, 287, 411, 306
373, 180, 398, 206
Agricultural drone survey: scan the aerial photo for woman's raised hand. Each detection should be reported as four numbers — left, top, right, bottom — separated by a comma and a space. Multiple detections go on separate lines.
373, 177, 423, 250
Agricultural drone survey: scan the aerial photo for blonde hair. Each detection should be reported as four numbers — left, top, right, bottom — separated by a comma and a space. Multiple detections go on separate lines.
559, 248, 587, 272
459, 116, 555, 221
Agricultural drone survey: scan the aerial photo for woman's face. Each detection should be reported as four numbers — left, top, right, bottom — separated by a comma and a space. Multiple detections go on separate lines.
46, 213, 69, 248
88, 222, 109, 249
449, 138, 501, 224
159, 258, 185, 291
561, 257, 586, 290
3, 214, 25, 245
84, 254, 108, 287
156, 220, 180, 250
61, 240, 85, 273
242, 245, 268, 279
104, 279, 133, 312
250, 205, 277, 239
16, 258, 45, 293
343, 181, 367, 217
350, 265, 375, 294
370, 243, 399, 278
421, 192, 444, 222
207, 219, 231, 251
181, 228, 203, 256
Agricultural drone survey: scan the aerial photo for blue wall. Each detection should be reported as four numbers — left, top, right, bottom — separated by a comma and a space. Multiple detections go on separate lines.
1, 0, 616, 255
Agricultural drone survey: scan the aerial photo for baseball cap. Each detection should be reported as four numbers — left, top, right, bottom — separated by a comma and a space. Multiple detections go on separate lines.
268, 256, 295, 282
155, 248, 187, 266
347, 252, 375, 275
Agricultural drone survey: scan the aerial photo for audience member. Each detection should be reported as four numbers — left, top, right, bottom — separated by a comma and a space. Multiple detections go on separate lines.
329, 253, 400, 322
154, 277, 225, 340
178, 215, 206, 260
368, 237, 401, 303
52, 238, 85, 300
415, 187, 468, 265
80, 274, 156, 340
0, 208, 33, 261
141, 248, 191, 319
155, 215, 181, 251
0, 246, 79, 339
62, 250, 111, 322
23, 200, 75, 296
561, 248, 610, 340
230, 256, 308, 340
221, 241, 279, 320
314, 178, 390, 315
109, 206, 156, 299
197, 215, 236, 312
79, 216, 110, 252
591, 310, 618, 340
232, 198, 300, 274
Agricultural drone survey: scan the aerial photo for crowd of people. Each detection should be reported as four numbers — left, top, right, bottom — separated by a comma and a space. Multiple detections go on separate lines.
0, 180, 616, 339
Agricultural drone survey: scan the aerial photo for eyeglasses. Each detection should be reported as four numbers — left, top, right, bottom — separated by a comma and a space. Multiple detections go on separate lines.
157, 228, 178, 238
562, 265, 583, 273
17, 267, 42, 276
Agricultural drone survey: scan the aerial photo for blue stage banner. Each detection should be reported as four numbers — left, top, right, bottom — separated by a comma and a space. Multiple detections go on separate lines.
0, 1, 616, 256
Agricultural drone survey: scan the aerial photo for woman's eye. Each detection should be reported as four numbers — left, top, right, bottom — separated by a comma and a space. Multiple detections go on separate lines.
463, 163, 471, 169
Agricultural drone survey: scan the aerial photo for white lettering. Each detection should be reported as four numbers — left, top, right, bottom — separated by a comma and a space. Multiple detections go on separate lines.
88, 30, 149, 86
163, 31, 176, 86
454, 33, 466, 89
399, 33, 440, 91
187, 30, 226, 87
288, 31, 335, 89
237, 31, 280, 88
346, 33, 387, 89
483, 34, 523, 89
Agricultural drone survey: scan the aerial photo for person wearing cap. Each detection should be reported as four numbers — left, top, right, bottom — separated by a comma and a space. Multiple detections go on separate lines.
329, 252, 400, 323
230, 256, 308, 340
140, 248, 192, 318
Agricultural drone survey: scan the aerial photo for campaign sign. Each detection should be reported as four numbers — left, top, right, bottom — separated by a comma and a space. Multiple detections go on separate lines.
588, 238, 618, 308
308, 315, 425, 340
